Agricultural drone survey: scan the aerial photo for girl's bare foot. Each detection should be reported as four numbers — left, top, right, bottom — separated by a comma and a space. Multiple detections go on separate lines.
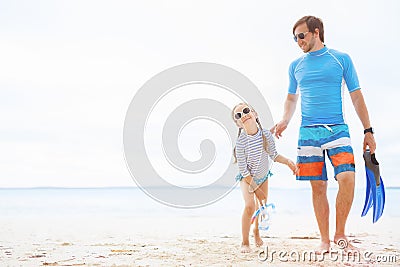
253, 229, 264, 247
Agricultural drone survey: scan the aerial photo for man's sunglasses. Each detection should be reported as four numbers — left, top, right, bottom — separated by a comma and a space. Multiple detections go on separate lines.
293, 31, 309, 42
234, 107, 251, 120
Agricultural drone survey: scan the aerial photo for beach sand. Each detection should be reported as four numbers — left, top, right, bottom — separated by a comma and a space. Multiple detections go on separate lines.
1, 212, 399, 267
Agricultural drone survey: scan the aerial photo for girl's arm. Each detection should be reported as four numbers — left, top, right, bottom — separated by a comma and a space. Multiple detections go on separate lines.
263, 130, 298, 175
274, 154, 298, 175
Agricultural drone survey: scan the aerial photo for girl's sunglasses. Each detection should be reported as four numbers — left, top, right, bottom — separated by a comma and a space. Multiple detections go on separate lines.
234, 107, 251, 120
293, 31, 309, 42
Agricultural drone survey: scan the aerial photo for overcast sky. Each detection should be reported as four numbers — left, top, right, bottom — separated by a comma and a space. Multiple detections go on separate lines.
1, 0, 399, 188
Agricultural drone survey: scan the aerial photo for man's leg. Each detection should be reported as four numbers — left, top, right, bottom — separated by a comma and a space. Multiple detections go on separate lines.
323, 124, 356, 247
310, 180, 330, 253
296, 126, 329, 252
334, 171, 355, 244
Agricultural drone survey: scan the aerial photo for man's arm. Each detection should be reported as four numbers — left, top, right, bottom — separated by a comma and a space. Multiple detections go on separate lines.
271, 94, 299, 139
350, 89, 376, 153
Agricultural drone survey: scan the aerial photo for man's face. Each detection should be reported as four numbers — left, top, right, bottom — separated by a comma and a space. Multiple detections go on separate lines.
294, 22, 316, 53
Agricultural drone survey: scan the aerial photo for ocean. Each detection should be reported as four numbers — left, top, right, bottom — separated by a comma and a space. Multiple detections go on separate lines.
1, 186, 399, 220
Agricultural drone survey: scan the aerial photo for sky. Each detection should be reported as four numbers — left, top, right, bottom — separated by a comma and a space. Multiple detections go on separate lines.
1, 0, 399, 188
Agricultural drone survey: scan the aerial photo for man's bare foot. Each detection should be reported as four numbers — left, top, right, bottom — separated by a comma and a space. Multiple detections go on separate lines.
240, 243, 251, 253
314, 241, 330, 255
334, 236, 359, 253
253, 229, 264, 247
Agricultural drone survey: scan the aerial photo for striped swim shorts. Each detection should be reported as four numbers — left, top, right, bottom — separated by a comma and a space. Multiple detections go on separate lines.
296, 124, 355, 181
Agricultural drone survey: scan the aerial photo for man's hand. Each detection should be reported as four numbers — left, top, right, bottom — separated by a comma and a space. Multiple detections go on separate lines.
270, 120, 288, 139
271, 94, 298, 139
364, 132, 376, 154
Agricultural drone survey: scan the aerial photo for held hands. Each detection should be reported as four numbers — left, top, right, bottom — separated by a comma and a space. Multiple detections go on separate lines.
274, 155, 298, 175
287, 159, 299, 175
270, 120, 288, 139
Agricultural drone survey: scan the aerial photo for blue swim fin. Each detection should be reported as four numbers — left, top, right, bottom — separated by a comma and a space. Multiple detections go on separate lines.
361, 149, 385, 223
361, 167, 373, 217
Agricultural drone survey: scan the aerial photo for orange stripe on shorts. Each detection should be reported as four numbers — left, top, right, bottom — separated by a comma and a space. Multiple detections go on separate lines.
330, 152, 355, 167
298, 162, 324, 177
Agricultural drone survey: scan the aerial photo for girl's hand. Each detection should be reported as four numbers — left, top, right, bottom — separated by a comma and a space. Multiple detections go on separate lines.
245, 177, 266, 202
287, 159, 299, 175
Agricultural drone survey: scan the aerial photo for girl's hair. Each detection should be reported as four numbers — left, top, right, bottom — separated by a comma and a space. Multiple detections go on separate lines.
232, 103, 269, 163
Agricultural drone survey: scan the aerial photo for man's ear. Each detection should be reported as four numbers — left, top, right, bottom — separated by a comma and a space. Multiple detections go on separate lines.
314, 28, 320, 38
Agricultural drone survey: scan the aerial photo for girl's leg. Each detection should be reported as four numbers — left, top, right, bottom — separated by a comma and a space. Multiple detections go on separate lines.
256, 179, 269, 203
240, 180, 256, 253
253, 180, 268, 247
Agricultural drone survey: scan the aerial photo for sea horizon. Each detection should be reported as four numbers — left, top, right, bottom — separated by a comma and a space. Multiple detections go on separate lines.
1, 186, 399, 219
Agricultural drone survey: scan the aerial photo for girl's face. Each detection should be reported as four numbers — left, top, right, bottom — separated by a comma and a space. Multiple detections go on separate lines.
233, 104, 257, 128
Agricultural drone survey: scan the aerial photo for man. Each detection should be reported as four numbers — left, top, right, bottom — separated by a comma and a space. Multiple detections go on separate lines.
272, 16, 376, 253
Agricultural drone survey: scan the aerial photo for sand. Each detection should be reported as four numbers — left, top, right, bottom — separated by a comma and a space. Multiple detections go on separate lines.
1, 212, 399, 267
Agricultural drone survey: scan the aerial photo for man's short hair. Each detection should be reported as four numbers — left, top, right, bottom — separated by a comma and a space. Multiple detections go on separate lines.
293, 16, 324, 43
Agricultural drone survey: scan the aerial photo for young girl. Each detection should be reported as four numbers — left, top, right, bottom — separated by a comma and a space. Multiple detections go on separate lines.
232, 103, 297, 253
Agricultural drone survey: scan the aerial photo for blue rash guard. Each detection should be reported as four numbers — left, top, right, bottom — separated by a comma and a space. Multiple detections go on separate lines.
288, 46, 361, 126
